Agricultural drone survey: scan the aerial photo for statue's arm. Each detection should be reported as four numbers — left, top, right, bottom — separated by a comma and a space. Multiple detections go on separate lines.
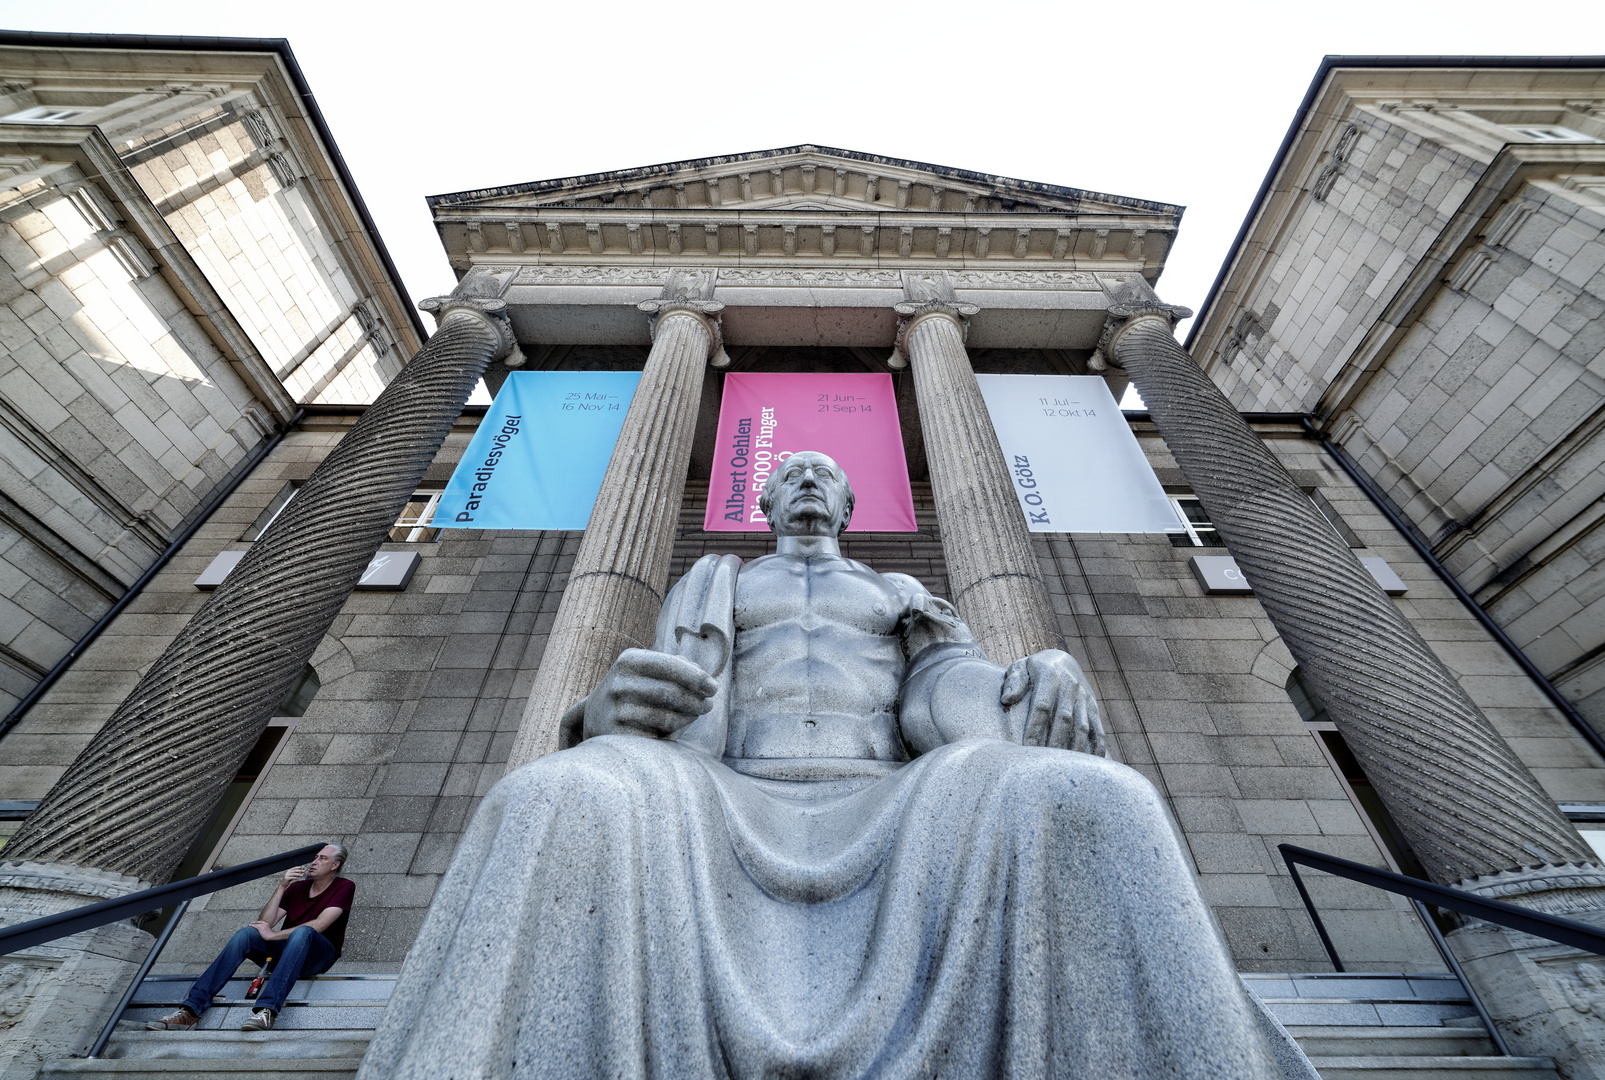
889, 574, 1013, 754
889, 573, 1107, 758
561, 555, 734, 751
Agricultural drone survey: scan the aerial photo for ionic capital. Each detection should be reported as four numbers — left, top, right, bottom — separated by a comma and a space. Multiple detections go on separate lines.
1088, 284, 1193, 371
638, 269, 729, 366
637, 297, 729, 366
888, 299, 980, 370
888, 271, 980, 369
418, 295, 525, 366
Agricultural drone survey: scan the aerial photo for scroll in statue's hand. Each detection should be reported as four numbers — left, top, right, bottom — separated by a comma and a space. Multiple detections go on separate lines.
1001, 650, 1108, 757
583, 648, 717, 741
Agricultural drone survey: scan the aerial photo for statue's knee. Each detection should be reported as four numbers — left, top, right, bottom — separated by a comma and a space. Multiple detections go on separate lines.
494, 736, 655, 805
1002, 751, 1162, 823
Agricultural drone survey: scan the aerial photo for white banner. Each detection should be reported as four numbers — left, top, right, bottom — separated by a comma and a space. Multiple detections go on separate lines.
975, 375, 1179, 534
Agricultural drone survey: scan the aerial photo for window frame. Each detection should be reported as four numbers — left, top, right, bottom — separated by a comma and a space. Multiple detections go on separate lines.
390, 489, 444, 543
1509, 125, 1600, 143
185, 716, 299, 879
1, 105, 91, 124
1167, 495, 1224, 548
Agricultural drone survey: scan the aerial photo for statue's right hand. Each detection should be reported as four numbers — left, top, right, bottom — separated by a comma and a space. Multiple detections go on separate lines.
583, 649, 718, 741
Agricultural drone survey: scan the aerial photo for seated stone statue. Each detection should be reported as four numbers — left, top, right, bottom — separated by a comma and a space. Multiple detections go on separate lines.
361, 453, 1283, 1079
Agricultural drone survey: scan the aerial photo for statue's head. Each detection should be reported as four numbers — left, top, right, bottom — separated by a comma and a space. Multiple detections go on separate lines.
759, 451, 855, 536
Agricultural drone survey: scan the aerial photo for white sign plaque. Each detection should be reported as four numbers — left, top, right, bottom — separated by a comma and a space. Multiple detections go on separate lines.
975, 375, 1179, 533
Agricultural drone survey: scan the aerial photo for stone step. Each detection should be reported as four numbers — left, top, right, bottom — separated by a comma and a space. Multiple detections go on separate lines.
1287, 1025, 1499, 1058
1244, 972, 1481, 1031
119, 972, 395, 1033
41, 1060, 360, 1079
78, 1031, 372, 1062
1304, 1055, 1559, 1080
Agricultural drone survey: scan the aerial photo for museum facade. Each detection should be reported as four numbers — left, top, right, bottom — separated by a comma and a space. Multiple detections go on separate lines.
1, 36, 1604, 1080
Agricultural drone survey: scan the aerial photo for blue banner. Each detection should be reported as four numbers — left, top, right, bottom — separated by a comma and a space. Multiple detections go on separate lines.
435, 371, 640, 530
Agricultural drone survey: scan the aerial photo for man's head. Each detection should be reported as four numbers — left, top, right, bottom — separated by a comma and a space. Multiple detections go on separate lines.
309, 844, 347, 883
759, 452, 854, 536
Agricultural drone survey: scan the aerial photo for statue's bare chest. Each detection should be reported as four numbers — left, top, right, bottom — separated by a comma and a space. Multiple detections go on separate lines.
733, 556, 904, 638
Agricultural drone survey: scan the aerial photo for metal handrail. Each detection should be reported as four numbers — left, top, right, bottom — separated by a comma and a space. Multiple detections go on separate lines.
1, 842, 324, 1059
0, 843, 322, 954
1280, 844, 1605, 1058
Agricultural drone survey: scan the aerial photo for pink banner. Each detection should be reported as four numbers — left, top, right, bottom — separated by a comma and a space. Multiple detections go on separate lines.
705, 373, 917, 532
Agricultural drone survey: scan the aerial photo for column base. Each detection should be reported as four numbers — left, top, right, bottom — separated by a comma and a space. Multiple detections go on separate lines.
1449, 865, 1605, 1080
0, 861, 153, 1080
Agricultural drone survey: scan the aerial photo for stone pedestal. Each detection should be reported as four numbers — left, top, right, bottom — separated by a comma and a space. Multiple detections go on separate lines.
895, 273, 1063, 663
1449, 866, 1605, 1080
0, 863, 152, 1080
508, 271, 722, 768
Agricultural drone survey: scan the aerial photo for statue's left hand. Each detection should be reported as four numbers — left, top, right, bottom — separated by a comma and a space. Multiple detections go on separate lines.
1000, 651, 1108, 757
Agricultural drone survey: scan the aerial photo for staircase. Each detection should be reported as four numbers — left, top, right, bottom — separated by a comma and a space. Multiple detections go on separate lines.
45, 970, 1560, 1078
40, 971, 394, 1079
1245, 972, 1559, 1079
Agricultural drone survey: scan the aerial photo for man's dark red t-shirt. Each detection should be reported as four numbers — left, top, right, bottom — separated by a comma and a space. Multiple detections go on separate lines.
280, 877, 356, 957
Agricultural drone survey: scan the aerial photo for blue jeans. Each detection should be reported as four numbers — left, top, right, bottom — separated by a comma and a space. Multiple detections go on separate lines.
182, 925, 337, 1016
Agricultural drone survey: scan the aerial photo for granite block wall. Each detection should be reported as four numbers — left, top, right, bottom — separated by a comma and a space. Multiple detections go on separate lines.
124, 99, 403, 406
0, 158, 276, 716
1195, 92, 1605, 741
7, 405, 1601, 977
1206, 109, 1484, 414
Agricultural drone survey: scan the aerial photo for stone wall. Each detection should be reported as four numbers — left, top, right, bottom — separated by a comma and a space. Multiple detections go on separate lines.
1343, 178, 1605, 732
8, 405, 1591, 975
1206, 109, 1483, 414
1192, 86, 1605, 740
121, 98, 403, 406
0, 66, 415, 718
0, 158, 274, 717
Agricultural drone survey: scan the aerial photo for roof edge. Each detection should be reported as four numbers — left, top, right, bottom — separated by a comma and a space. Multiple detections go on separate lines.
0, 28, 427, 342
426, 143, 1185, 222
1184, 53, 1605, 348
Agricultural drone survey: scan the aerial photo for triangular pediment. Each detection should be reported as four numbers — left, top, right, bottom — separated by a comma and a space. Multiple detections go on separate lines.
428, 145, 1178, 219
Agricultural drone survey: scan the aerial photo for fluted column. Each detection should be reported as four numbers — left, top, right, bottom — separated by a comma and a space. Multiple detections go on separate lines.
4, 298, 513, 886
507, 280, 721, 768
1098, 287, 1595, 887
895, 291, 1063, 663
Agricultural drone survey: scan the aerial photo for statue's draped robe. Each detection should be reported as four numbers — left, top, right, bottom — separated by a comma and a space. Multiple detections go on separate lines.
361, 558, 1280, 1080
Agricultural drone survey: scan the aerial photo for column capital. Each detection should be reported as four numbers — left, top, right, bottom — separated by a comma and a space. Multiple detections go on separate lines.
419, 295, 524, 366
637, 268, 729, 366
888, 271, 979, 369
1088, 282, 1192, 371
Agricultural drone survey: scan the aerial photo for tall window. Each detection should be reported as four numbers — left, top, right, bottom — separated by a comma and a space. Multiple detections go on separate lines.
2, 106, 89, 123
1288, 666, 1427, 879
1508, 125, 1599, 143
390, 490, 443, 543
1168, 495, 1224, 548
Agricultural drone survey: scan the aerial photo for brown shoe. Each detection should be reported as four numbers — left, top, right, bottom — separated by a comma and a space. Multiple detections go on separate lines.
144, 1008, 198, 1031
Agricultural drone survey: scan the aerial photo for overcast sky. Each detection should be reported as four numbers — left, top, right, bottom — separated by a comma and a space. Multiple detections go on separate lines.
4, 0, 1604, 346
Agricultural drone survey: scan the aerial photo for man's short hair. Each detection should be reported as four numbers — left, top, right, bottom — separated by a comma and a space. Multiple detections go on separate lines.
759, 453, 855, 535
326, 844, 349, 874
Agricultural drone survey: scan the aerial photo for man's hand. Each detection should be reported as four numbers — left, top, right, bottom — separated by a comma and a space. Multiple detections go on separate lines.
249, 920, 280, 942
1000, 650, 1108, 757
583, 649, 717, 741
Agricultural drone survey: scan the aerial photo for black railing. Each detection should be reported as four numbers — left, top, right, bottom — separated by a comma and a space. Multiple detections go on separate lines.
0, 843, 323, 1059
1280, 844, 1605, 1058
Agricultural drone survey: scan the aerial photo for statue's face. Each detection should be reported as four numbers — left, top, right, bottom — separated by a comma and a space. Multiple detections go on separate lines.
767, 452, 853, 536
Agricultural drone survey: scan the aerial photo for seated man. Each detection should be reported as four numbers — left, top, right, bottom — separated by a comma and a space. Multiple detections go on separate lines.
147, 843, 355, 1032
362, 454, 1280, 1079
